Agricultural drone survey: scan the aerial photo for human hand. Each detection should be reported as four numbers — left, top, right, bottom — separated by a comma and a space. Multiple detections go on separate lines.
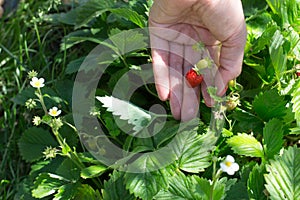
0, 0, 4, 17
149, 0, 247, 121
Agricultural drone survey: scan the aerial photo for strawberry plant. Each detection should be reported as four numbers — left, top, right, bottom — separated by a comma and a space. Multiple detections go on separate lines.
1, 0, 300, 199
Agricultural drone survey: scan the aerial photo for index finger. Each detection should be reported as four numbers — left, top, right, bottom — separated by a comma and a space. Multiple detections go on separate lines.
150, 33, 170, 101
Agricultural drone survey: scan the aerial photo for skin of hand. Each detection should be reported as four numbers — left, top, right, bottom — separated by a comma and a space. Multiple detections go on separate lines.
0, 0, 4, 17
149, 0, 247, 121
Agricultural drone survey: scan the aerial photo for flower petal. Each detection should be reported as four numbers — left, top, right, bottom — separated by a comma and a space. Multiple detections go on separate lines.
220, 162, 228, 172
225, 155, 235, 163
231, 163, 239, 172
226, 168, 235, 175
39, 78, 45, 84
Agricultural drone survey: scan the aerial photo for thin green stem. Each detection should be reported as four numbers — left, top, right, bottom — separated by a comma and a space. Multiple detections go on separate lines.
37, 88, 48, 115
210, 169, 222, 200
52, 129, 103, 188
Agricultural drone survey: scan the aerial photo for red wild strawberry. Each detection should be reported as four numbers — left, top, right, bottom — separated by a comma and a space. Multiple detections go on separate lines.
295, 64, 300, 77
185, 69, 203, 88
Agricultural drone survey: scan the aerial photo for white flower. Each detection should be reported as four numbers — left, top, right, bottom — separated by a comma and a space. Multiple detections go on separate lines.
220, 155, 239, 175
49, 106, 61, 117
30, 77, 45, 88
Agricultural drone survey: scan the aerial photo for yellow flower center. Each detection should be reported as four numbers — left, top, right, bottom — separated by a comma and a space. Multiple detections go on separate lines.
34, 82, 41, 87
225, 161, 232, 167
51, 110, 57, 115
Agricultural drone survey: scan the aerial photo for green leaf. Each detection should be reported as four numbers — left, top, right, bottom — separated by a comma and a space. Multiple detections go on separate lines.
230, 109, 264, 134
32, 173, 67, 198
53, 182, 81, 200
263, 118, 284, 159
266, 0, 298, 25
225, 162, 255, 200
45, 10, 77, 25
73, 184, 102, 200
264, 146, 300, 200
251, 22, 277, 53
12, 87, 35, 105
109, 29, 148, 55
61, 29, 100, 50
155, 168, 234, 200
170, 131, 216, 173
120, 147, 176, 199
103, 116, 121, 137
253, 89, 287, 121
225, 181, 249, 200
97, 95, 152, 132
56, 158, 81, 181
14, 178, 37, 200
222, 128, 233, 137
153, 120, 180, 148
124, 169, 168, 200
289, 127, 300, 135
242, 0, 267, 17
18, 127, 58, 162
246, 13, 273, 39
291, 80, 300, 126
227, 133, 264, 158
154, 170, 197, 200
269, 30, 287, 80
286, 27, 300, 61
193, 176, 227, 200
74, 0, 116, 29
80, 165, 107, 179
65, 57, 85, 74
103, 170, 135, 200
248, 164, 267, 200
110, 8, 146, 28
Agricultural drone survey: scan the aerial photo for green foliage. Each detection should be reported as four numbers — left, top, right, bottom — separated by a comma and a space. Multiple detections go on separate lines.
125, 169, 168, 200
265, 146, 300, 200
154, 170, 197, 199
75, 0, 116, 29
193, 177, 229, 200
155, 170, 234, 200
291, 80, 300, 126
252, 89, 287, 121
109, 29, 148, 55
170, 131, 215, 173
18, 127, 58, 162
97, 95, 152, 132
32, 173, 67, 198
227, 133, 264, 158
248, 164, 267, 200
103, 170, 135, 200
262, 118, 284, 159
3, 0, 300, 199
80, 165, 107, 179
269, 30, 287, 81
110, 8, 146, 28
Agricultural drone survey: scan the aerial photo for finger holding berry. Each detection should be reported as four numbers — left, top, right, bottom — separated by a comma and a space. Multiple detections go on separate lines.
149, 0, 246, 121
